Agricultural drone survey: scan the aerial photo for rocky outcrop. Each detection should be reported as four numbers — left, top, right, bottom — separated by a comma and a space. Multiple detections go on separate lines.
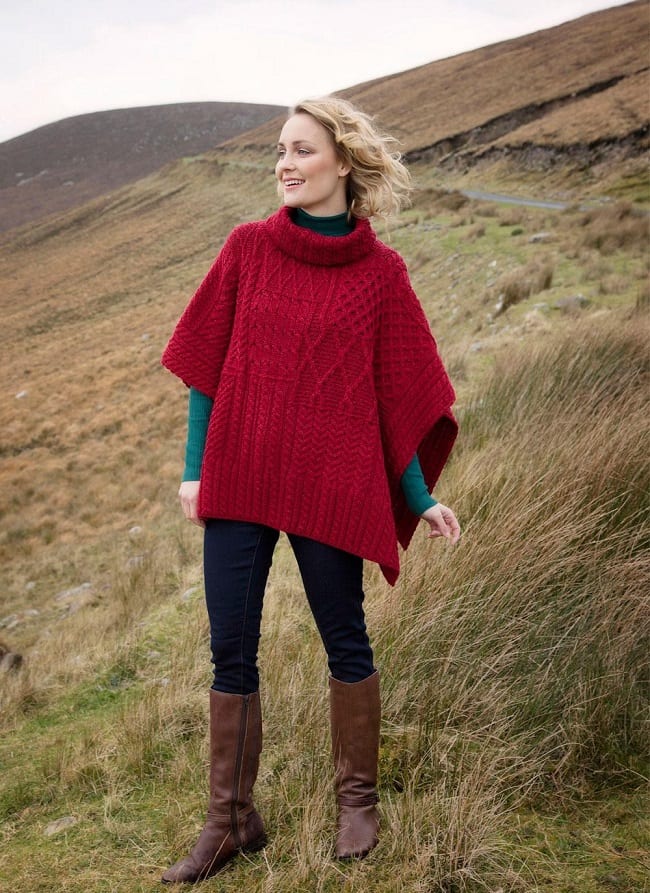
0, 639, 23, 671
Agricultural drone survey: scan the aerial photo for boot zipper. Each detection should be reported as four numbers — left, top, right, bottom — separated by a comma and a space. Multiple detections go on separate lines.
231, 695, 249, 850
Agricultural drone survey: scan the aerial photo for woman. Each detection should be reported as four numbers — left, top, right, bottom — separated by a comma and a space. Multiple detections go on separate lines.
160, 97, 460, 884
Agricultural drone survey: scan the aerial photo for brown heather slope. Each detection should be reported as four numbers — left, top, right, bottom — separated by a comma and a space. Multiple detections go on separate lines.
0, 101, 283, 233
225, 1, 649, 195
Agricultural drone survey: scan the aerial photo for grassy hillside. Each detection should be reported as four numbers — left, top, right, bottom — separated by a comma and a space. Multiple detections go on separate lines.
0, 140, 648, 889
0, 101, 283, 233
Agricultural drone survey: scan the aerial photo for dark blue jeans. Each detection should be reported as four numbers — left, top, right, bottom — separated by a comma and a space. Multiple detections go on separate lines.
203, 519, 375, 694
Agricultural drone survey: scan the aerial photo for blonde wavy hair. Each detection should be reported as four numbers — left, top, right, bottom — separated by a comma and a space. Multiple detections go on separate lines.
287, 97, 412, 221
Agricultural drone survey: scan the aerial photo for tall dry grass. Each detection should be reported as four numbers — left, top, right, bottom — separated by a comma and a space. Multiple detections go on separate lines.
578, 201, 649, 255
1, 318, 648, 891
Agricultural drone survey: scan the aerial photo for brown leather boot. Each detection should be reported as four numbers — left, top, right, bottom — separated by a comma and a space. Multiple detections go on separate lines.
329, 671, 380, 860
162, 689, 266, 884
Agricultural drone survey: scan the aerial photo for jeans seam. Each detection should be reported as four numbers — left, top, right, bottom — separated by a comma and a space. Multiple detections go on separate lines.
239, 526, 265, 695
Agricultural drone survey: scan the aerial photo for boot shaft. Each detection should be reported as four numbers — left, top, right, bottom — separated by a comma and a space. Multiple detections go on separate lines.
208, 689, 263, 820
329, 672, 380, 798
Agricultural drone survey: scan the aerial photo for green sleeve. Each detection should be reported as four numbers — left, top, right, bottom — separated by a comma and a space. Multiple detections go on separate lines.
182, 387, 213, 482
401, 454, 438, 516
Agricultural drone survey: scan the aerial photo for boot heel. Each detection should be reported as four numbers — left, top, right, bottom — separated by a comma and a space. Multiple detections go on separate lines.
242, 832, 267, 854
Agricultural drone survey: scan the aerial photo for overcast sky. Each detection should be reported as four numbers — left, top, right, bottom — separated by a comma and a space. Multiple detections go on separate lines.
0, 0, 634, 143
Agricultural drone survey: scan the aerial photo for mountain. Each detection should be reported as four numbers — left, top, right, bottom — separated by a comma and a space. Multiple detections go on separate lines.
226, 1, 648, 194
0, 101, 284, 232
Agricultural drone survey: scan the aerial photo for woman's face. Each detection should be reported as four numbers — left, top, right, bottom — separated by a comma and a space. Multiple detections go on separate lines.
276, 113, 350, 216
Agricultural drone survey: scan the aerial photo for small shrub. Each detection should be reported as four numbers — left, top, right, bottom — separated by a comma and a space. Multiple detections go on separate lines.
463, 223, 486, 241
579, 201, 649, 254
598, 273, 630, 296
498, 206, 526, 227
491, 257, 555, 315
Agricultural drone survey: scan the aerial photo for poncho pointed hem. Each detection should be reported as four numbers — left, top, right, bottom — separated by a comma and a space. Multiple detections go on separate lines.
162, 207, 458, 585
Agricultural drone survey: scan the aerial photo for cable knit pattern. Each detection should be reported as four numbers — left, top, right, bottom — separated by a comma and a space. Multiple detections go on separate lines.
162, 205, 457, 584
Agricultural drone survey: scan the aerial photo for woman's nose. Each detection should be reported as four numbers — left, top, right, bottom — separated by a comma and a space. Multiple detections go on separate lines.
278, 153, 294, 171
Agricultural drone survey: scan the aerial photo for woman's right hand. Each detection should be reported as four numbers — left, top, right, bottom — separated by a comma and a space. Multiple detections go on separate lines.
179, 480, 204, 527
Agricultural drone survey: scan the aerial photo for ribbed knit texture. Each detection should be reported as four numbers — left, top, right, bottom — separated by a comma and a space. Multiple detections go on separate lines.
162, 205, 457, 584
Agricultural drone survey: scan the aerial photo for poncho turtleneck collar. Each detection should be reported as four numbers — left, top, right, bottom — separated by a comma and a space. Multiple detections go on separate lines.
264, 204, 377, 267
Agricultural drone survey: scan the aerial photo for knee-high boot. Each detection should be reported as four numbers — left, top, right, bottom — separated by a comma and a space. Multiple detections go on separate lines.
329, 670, 380, 860
162, 689, 266, 884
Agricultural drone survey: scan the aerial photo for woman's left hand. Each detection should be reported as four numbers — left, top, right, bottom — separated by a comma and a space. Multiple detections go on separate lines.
420, 503, 461, 545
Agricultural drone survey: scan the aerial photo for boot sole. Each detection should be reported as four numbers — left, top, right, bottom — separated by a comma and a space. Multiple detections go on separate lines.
336, 849, 372, 861
160, 834, 268, 885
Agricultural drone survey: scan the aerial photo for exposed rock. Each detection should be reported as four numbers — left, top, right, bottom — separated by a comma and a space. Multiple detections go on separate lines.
15, 390, 28, 399
129, 525, 143, 538
555, 294, 591, 312
55, 583, 95, 615
55, 583, 93, 603
522, 309, 553, 332
44, 816, 78, 837
0, 640, 23, 671
0, 651, 23, 671
0, 614, 19, 630
181, 586, 200, 602
529, 231, 552, 243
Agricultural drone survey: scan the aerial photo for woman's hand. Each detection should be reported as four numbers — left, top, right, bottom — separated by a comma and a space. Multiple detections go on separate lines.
421, 503, 461, 545
179, 480, 204, 528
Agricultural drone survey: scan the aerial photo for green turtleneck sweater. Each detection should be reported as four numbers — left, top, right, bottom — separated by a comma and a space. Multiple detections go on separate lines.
182, 207, 437, 517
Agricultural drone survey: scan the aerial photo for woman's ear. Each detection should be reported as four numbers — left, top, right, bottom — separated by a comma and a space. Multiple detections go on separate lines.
336, 151, 351, 179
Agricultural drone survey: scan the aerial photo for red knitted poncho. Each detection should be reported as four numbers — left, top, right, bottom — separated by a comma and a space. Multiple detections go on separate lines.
162, 205, 457, 584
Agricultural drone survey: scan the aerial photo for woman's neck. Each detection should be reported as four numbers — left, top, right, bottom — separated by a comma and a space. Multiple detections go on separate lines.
292, 207, 354, 237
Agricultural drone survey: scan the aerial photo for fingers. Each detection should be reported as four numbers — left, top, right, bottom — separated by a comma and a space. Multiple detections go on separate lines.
428, 515, 450, 539
444, 509, 461, 545
425, 504, 461, 545
178, 482, 204, 527
183, 499, 203, 527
